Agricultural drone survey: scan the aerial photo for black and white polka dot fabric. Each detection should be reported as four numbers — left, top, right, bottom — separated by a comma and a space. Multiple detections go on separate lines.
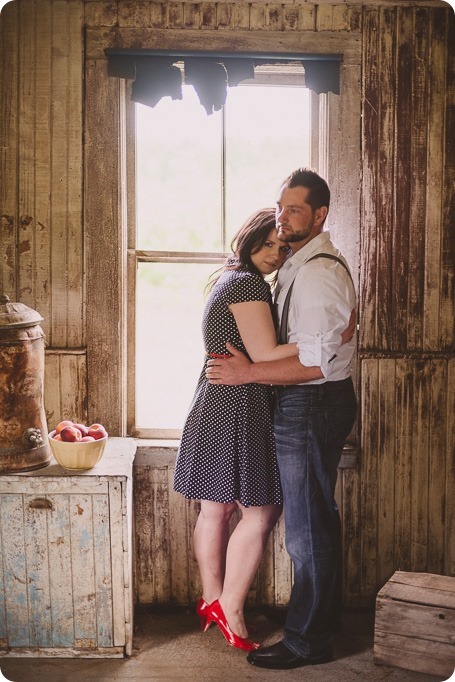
173, 269, 283, 507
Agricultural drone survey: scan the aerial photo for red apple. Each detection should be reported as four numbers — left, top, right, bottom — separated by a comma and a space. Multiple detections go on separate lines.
81, 435, 95, 442
73, 423, 89, 437
55, 420, 74, 434
88, 423, 107, 440
60, 425, 82, 442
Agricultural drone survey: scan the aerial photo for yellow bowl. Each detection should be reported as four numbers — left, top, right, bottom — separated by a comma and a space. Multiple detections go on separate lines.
48, 430, 108, 470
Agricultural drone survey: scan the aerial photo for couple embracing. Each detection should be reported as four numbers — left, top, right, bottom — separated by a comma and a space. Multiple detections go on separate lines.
173, 168, 357, 670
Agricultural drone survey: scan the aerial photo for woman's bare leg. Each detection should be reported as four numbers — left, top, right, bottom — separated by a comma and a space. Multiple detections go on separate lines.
193, 499, 237, 604
219, 503, 282, 638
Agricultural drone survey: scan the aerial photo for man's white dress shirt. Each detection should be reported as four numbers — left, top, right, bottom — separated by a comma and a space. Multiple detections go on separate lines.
275, 231, 356, 384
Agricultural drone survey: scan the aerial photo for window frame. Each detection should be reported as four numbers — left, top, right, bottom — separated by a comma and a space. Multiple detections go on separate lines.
127, 72, 316, 439
84, 29, 361, 443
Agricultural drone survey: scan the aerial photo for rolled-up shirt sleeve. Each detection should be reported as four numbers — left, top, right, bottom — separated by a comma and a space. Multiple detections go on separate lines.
287, 263, 355, 380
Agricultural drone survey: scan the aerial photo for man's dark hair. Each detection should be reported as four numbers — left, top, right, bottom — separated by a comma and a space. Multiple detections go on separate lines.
282, 168, 330, 212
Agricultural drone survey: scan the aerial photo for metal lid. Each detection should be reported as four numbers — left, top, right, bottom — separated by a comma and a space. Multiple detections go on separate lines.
0, 294, 44, 328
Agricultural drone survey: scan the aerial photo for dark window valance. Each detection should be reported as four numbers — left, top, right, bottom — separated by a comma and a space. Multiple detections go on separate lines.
106, 49, 340, 115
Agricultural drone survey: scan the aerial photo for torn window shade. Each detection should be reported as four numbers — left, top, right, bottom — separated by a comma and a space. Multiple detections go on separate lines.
106, 51, 340, 113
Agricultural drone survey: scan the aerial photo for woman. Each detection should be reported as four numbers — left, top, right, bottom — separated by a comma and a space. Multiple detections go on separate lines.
173, 208, 299, 651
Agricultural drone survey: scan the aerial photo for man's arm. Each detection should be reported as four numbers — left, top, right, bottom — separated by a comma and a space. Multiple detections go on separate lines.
206, 308, 356, 386
206, 342, 323, 385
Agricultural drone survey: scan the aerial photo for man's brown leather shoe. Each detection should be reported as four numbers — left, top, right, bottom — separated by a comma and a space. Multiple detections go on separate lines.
246, 640, 333, 669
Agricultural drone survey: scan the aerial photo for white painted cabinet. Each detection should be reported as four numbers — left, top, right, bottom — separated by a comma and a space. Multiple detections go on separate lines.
0, 438, 136, 658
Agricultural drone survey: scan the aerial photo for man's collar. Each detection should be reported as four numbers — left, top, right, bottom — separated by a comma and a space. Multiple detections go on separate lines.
287, 231, 331, 266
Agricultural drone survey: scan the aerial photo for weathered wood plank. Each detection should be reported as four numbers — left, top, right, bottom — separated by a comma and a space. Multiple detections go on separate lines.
376, 359, 396, 587
85, 59, 123, 434
0, 495, 30, 646
70, 494, 97, 646
342, 467, 361, 607
407, 8, 429, 351
17, 0, 36, 308
24, 495, 53, 646
59, 352, 88, 425
168, 464, 190, 604
0, 0, 19, 300
394, 359, 413, 572
374, 635, 454, 679
439, 8, 454, 351
360, 359, 379, 605
66, 0, 84, 348
34, 0, 53, 339
423, 10, 446, 351
360, 8, 379, 351
410, 361, 430, 571
375, 8, 395, 350
273, 513, 291, 606
445, 359, 455, 576
427, 361, 447, 575
46, 494, 75, 647
85, 27, 361, 62
187, 497, 202, 600
393, 7, 414, 351
85, 0, 118, 27
92, 493, 114, 647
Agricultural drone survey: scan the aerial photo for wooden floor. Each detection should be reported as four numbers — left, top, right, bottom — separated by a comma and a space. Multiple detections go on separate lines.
0, 609, 444, 682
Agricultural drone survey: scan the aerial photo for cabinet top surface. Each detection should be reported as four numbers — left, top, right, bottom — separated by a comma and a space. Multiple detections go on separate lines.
0, 437, 136, 481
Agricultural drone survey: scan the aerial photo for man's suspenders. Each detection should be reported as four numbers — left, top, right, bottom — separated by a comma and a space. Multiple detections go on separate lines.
278, 254, 354, 345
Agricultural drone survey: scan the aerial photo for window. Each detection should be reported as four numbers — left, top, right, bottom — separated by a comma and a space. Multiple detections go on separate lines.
129, 64, 314, 438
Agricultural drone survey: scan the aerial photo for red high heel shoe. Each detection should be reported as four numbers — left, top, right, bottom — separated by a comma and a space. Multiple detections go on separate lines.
206, 600, 260, 652
196, 597, 212, 632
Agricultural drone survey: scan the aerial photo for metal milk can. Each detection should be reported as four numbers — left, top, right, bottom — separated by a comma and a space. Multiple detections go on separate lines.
0, 294, 51, 472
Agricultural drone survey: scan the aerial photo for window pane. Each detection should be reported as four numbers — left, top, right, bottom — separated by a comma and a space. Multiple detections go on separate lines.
225, 86, 310, 245
136, 87, 223, 252
136, 261, 218, 430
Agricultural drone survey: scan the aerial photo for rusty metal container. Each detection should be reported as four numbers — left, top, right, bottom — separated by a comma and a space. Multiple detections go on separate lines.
0, 294, 51, 472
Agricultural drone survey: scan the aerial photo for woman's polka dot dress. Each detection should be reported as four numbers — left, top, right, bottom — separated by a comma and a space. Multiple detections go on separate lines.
173, 268, 282, 507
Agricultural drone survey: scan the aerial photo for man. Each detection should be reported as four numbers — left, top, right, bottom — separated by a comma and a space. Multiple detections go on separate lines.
206, 168, 357, 669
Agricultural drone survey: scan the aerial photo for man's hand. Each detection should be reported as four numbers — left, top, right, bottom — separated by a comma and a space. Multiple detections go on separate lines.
206, 342, 252, 385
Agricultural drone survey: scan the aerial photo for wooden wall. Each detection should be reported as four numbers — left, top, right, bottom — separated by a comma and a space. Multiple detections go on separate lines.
0, 0, 453, 608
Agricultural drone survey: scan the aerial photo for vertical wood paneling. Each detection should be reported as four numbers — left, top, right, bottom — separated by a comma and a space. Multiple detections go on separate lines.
394, 359, 413, 572
407, 9, 429, 350
424, 11, 446, 350
0, 495, 30, 646
47, 494, 75, 647
66, 0, 84, 347
168, 465, 190, 603
35, 0, 53, 338
393, 8, 413, 351
427, 361, 447, 575
92, 493, 114, 647
44, 350, 87, 427
360, 359, 379, 604
376, 360, 396, 588
0, 1, 19, 300
360, 8, 379, 351
17, 1, 36, 309
445, 359, 455, 576
70, 494, 97, 645
342, 467, 361, 607
85, 59, 123, 433
51, 2, 70, 346
409, 361, 429, 570
375, 8, 395, 349
24, 495, 53, 646
440, 11, 454, 350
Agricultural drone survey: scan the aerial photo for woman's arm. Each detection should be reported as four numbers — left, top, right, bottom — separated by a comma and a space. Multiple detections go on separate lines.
228, 300, 298, 362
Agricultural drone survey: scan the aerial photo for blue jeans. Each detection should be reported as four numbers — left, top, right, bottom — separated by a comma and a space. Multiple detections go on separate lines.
274, 377, 357, 657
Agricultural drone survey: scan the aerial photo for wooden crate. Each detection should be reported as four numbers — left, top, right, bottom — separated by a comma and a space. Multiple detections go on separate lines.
374, 571, 455, 678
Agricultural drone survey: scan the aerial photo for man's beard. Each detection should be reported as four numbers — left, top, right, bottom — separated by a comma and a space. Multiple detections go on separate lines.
277, 217, 315, 243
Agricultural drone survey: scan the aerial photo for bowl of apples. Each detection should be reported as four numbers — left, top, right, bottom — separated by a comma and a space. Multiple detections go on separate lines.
48, 420, 108, 470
